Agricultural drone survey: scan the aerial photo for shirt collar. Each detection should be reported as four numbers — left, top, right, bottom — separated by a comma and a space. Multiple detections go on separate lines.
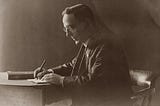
83, 38, 90, 48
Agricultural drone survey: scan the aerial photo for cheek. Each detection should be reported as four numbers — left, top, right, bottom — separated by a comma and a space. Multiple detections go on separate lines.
72, 32, 79, 38
77, 27, 84, 32
72, 29, 79, 36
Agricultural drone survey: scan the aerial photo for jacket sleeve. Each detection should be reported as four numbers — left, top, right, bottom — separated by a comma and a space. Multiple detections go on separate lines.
51, 57, 77, 76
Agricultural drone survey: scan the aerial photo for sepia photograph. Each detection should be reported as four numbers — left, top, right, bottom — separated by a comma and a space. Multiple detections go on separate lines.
0, 0, 160, 106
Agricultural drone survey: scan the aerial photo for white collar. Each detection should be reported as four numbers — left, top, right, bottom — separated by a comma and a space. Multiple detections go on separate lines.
83, 38, 91, 48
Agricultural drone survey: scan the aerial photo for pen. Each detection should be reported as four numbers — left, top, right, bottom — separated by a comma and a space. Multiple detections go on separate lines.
39, 59, 46, 71
34, 59, 46, 79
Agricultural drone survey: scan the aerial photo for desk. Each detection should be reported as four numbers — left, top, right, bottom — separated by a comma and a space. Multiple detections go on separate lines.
0, 80, 71, 106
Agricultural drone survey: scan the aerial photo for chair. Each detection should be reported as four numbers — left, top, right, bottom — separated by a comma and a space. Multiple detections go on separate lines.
130, 69, 160, 106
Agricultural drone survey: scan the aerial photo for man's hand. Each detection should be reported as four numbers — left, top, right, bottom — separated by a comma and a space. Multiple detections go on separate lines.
41, 73, 64, 86
34, 67, 53, 79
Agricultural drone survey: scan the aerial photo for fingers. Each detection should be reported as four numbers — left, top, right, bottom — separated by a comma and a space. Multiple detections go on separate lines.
37, 70, 49, 79
41, 73, 64, 85
34, 67, 45, 78
34, 68, 54, 79
41, 73, 53, 81
34, 67, 40, 78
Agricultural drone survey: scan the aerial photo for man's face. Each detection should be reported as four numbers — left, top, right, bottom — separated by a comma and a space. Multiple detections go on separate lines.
62, 14, 86, 44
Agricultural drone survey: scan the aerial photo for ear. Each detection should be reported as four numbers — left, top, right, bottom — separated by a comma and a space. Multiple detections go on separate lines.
85, 19, 93, 28
80, 19, 91, 30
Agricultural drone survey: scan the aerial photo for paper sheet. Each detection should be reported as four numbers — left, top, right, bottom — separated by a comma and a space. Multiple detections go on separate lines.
27, 79, 47, 84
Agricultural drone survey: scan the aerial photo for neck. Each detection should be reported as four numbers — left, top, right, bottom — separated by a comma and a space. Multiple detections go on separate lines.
82, 25, 98, 45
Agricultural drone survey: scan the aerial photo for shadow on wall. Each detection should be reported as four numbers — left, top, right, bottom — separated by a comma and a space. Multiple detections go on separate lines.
92, 0, 160, 72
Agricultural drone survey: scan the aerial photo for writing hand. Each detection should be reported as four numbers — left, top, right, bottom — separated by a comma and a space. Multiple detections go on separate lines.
34, 67, 46, 79
41, 73, 64, 86
34, 68, 54, 79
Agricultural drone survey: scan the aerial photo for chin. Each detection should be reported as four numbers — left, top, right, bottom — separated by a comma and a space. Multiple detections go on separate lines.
72, 38, 79, 44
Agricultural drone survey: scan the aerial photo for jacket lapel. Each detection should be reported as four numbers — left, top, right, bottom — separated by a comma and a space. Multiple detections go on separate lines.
71, 44, 86, 76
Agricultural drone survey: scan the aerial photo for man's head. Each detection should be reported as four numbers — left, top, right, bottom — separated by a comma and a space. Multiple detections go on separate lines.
62, 4, 95, 44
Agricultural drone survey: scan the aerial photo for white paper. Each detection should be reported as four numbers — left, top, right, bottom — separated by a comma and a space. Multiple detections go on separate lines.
27, 79, 47, 84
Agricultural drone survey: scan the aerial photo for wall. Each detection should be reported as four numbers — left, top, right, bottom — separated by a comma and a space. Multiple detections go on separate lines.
0, 0, 160, 72
0, 0, 77, 71
92, 1, 160, 105
93, 0, 160, 72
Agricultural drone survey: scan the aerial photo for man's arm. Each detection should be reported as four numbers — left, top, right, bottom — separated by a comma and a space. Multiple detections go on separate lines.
62, 42, 131, 88
41, 45, 106, 87
62, 45, 107, 88
34, 57, 77, 79
49, 57, 77, 76
42, 41, 131, 89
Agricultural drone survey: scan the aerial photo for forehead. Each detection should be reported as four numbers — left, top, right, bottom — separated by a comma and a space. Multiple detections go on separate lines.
62, 14, 77, 26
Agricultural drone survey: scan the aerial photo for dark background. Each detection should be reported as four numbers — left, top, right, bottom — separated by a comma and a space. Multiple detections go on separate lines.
0, 0, 160, 72
0, 0, 160, 105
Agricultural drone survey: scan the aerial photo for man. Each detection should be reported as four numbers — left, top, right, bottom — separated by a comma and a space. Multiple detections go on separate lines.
34, 4, 133, 106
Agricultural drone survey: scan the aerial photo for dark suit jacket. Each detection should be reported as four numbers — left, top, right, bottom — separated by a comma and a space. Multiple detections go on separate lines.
52, 36, 133, 106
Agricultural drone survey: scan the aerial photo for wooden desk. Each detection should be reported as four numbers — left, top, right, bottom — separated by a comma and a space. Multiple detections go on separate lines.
0, 80, 49, 106
0, 80, 71, 106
